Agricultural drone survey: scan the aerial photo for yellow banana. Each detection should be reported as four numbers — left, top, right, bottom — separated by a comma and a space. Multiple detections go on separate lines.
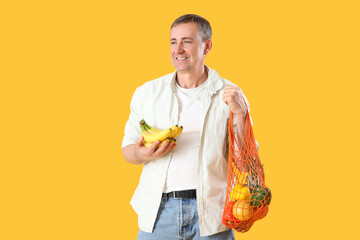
144, 138, 176, 149
172, 125, 183, 139
168, 125, 184, 138
142, 127, 173, 143
140, 120, 163, 134
140, 120, 176, 143
232, 161, 248, 185
168, 125, 179, 138
140, 120, 183, 139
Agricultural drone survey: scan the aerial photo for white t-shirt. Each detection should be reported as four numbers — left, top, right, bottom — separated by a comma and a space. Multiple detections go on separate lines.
163, 78, 209, 193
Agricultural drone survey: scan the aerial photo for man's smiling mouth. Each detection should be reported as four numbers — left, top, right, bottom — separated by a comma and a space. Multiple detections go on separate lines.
176, 57, 188, 60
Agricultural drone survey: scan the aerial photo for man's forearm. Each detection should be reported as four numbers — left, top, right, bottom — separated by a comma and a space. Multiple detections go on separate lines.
234, 112, 260, 151
235, 112, 245, 150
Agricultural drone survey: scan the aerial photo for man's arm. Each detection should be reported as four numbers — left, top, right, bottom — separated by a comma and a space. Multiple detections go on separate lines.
122, 137, 176, 165
223, 85, 260, 152
234, 111, 245, 150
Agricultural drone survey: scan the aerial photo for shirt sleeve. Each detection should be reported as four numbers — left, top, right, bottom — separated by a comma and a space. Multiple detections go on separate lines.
122, 86, 143, 148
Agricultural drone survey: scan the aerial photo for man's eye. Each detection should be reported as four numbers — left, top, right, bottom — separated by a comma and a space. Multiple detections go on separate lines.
170, 42, 176, 45
184, 41, 191, 44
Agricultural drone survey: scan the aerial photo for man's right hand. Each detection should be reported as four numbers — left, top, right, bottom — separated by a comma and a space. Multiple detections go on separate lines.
121, 136, 176, 165
135, 137, 176, 164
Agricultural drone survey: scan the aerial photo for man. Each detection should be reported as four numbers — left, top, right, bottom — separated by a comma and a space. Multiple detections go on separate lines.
122, 14, 257, 239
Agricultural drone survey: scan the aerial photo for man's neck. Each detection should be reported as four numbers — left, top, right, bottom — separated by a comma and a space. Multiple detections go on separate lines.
176, 66, 208, 89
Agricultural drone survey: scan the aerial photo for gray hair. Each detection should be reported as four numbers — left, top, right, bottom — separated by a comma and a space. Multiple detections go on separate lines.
170, 14, 212, 42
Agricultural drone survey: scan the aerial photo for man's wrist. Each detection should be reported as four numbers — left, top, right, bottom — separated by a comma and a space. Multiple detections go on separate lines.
134, 146, 146, 164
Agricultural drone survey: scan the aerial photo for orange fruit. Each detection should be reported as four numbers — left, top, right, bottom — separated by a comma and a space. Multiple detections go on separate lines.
233, 200, 253, 221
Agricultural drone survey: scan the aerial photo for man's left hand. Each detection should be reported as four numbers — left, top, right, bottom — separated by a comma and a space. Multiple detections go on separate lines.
222, 85, 247, 117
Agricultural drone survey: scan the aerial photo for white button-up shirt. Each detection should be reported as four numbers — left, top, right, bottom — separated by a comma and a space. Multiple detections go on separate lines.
122, 66, 253, 236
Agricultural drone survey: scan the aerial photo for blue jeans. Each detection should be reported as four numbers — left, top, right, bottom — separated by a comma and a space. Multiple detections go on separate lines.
137, 197, 235, 240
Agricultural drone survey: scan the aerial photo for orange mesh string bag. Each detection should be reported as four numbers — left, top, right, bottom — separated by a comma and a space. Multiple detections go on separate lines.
222, 109, 272, 233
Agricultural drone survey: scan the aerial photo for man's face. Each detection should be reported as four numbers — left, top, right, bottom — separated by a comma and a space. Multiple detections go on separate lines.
170, 22, 210, 73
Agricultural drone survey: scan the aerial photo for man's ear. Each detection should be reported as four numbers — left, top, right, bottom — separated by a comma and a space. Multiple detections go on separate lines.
204, 39, 212, 55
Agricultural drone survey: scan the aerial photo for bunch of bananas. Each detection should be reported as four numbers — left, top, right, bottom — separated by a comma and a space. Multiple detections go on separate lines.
232, 161, 248, 185
139, 120, 183, 148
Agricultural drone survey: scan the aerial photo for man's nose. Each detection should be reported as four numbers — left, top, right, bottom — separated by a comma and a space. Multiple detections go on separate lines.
176, 43, 185, 53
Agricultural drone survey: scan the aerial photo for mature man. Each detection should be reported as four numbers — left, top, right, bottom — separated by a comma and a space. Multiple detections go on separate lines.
122, 14, 257, 239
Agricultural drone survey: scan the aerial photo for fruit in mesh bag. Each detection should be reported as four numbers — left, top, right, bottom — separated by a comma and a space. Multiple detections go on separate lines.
250, 187, 272, 207
222, 201, 240, 227
231, 162, 248, 185
139, 120, 183, 148
233, 200, 253, 221
230, 185, 251, 202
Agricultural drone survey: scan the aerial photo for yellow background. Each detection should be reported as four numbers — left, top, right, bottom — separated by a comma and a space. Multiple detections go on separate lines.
1, 0, 359, 239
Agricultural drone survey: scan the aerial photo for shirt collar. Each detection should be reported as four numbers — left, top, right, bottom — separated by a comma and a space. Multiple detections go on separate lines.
167, 65, 223, 95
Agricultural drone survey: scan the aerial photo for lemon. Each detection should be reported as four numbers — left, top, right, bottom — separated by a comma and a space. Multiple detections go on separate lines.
230, 185, 251, 202
230, 184, 242, 201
